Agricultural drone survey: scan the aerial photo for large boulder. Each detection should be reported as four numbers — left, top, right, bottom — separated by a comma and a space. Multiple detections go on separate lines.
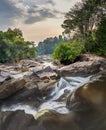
36, 109, 80, 130
24, 66, 59, 95
57, 61, 105, 77
66, 70, 106, 111
56, 54, 106, 77
2, 86, 43, 107
0, 78, 26, 100
31, 66, 59, 80
0, 110, 45, 130
0, 66, 58, 107
36, 71, 106, 130
0, 61, 59, 106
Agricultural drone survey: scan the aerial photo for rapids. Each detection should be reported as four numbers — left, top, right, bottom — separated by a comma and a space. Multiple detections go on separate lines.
1, 76, 91, 116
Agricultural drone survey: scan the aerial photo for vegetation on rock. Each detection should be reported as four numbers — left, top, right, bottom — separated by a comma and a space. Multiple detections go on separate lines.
52, 40, 84, 65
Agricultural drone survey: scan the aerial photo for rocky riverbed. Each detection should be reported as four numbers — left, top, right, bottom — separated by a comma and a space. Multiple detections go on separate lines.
55, 53, 106, 77
0, 54, 106, 130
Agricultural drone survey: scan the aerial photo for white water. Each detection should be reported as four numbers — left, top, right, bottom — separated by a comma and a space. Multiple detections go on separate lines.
1, 104, 37, 115
1, 76, 91, 116
50, 76, 91, 101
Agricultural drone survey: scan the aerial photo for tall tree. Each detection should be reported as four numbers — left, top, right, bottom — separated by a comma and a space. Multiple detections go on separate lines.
62, 0, 106, 38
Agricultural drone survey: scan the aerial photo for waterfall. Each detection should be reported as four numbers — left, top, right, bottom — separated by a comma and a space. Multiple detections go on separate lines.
50, 76, 91, 101
1, 76, 91, 116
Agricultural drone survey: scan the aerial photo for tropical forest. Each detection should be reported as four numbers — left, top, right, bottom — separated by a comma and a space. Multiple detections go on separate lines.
0, 0, 106, 130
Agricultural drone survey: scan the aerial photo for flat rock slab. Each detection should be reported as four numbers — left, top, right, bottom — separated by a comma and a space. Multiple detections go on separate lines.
57, 59, 106, 77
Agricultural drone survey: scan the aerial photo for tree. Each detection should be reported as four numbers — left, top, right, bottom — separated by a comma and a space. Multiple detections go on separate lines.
0, 28, 36, 63
61, 0, 106, 56
62, 0, 105, 38
94, 15, 106, 56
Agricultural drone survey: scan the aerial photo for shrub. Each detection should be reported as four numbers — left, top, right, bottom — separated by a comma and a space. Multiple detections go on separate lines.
52, 40, 84, 65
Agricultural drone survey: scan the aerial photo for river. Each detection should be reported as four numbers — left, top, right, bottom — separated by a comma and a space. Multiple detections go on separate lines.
1, 76, 91, 116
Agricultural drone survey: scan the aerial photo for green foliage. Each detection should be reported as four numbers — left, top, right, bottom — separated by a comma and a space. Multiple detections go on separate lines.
0, 28, 36, 63
52, 41, 84, 65
36, 35, 67, 55
84, 31, 97, 52
94, 16, 106, 56
62, 0, 106, 56
62, 0, 106, 37
85, 15, 106, 56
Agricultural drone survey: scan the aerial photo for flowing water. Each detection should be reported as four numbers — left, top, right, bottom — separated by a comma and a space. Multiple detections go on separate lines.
1, 76, 91, 116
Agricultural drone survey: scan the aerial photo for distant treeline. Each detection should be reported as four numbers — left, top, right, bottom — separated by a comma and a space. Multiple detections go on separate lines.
36, 35, 67, 55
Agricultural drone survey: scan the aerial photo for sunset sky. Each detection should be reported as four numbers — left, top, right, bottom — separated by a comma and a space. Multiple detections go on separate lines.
0, 0, 81, 43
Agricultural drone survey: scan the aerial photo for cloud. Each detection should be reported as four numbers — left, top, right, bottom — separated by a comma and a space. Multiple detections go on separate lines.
0, 0, 26, 28
0, 0, 23, 16
25, 8, 61, 24
0, 0, 81, 29
25, 4, 64, 24
0, 0, 64, 27
46, 0, 56, 6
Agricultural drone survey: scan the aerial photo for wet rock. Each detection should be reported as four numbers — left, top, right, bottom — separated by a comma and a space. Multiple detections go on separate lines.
0, 59, 59, 108
0, 70, 12, 83
36, 106, 106, 130
20, 60, 41, 68
24, 66, 59, 95
32, 66, 59, 80
0, 64, 58, 108
0, 78, 26, 100
57, 61, 101, 77
5, 87, 43, 106
36, 71, 106, 130
0, 76, 57, 107
66, 70, 106, 111
98, 59, 106, 70
0, 110, 45, 130
56, 54, 106, 77
56, 89, 70, 102
36, 109, 80, 130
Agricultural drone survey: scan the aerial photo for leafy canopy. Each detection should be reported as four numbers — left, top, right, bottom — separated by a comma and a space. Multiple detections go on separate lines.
0, 28, 36, 63
61, 0, 106, 56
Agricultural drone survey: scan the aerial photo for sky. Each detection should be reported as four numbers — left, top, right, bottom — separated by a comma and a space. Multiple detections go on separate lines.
0, 0, 81, 43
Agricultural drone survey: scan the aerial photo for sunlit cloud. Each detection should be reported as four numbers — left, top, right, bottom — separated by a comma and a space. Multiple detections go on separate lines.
0, 0, 81, 42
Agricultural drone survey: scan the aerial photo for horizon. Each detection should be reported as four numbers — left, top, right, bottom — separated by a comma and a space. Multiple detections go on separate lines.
0, 0, 81, 43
